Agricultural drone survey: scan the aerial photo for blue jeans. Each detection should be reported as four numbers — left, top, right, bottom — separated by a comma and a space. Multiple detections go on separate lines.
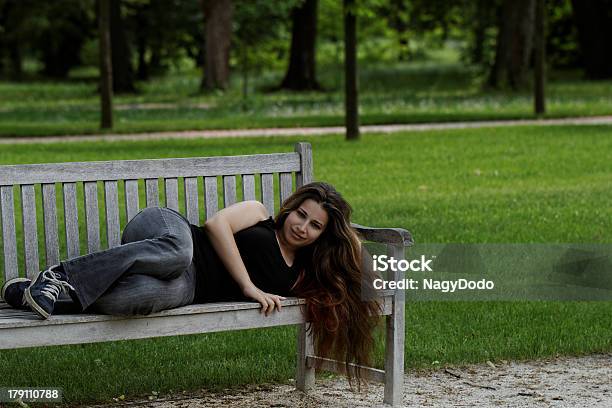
62, 207, 196, 316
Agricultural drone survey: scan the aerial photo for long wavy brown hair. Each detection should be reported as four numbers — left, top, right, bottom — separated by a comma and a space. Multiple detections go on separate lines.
274, 182, 381, 387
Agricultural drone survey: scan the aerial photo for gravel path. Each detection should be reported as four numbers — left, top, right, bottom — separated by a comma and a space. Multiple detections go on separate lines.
2, 116, 612, 145
82, 353, 612, 408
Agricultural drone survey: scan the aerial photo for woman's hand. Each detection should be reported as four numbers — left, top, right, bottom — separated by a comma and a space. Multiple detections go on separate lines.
242, 284, 285, 316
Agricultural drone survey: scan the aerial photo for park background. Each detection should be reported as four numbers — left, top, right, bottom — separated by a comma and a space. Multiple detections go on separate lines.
0, 0, 611, 405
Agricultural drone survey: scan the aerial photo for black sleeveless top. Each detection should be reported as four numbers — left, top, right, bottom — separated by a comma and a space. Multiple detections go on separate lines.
190, 217, 300, 303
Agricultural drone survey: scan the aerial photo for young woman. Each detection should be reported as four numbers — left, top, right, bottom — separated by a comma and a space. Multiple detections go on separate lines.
2, 182, 380, 381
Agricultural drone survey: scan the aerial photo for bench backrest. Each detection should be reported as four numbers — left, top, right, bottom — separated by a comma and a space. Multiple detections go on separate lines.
0, 142, 313, 282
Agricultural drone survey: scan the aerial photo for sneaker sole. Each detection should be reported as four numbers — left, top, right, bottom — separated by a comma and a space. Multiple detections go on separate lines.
1, 277, 30, 301
24, 273, 51, 319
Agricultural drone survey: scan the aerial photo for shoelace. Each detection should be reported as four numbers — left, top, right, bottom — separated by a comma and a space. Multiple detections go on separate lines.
39, 270, 76, 303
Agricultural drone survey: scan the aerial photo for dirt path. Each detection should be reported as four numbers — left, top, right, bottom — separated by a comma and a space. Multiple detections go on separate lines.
2, 116, 612, 145
82, 353, 611, 408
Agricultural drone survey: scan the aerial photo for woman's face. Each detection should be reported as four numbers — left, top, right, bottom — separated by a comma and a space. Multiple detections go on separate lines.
281, 198, 329, 249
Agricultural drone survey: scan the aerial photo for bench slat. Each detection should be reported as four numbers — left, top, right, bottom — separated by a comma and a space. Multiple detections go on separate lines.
124, 180, 139, 222
294, 143, 313, 187
261, 173, 274, 216
62, 183, 80, 258
21, 185, 40, 277
0, 295, 392, 348
184, 177, 199, 225
42, 183, 60, 267
204, 176, 218, 219
1, 186, 19, 280
104, 181, 121, 248
223, 175, 237, 207
0, 305, 305, 349
0, 153, 301, 185
279, 172, 292, 207
84, 182, 100, 253
164, 178, 179, 211
242, 174, 256, 201
145, 179, 159, 208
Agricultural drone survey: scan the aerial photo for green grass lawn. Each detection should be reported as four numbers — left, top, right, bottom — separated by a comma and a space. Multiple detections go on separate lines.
1, 61, 611, 137
0, 125, 611, 405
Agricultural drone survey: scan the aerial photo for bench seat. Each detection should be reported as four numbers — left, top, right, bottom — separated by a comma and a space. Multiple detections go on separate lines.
0, 294, 393, 350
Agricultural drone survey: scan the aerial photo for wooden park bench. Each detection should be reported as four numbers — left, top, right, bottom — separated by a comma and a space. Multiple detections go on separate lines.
0, 142, 412, 406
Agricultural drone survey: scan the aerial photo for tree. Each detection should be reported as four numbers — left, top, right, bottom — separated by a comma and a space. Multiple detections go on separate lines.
110, 0, 135, 92
233, 0, 297, 100
0, 0, 28, 80
571, 0, 612, 79
99, 0, 113, 129
534, 0, 546, 114
488, 0, 536, 89
201, 0, 234, 91
280, 0, 321, 90
125, 0, 203, 80
37, 0, 92, 78
344, 0, 358, 140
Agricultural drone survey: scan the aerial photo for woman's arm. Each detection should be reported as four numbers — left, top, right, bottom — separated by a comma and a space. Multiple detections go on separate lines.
204, 200, 285, 315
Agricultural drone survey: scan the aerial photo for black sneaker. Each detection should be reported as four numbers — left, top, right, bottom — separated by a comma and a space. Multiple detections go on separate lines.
1, 277, 32, 310
24, 265, 76, 319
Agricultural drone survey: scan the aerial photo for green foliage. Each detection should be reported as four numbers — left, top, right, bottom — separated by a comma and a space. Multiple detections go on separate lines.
231, 0, 299, 79
1, 60, 612, 137
547, 0, 581, 68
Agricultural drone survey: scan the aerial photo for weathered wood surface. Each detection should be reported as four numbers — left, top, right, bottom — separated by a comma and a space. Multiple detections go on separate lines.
279, 172, 292, 206
124, 179, 140, 221
384, 244, 406, 406
294, 143, 313, 187
184, 177, 199, 225
223, 175, 237, 207
145, 178, 159, 208
21, 184, 39, 276
296, 323, 316, 392
1, 186, 19, 280
42, 183, 60, 266
261, 173, 274, 216
0, 295, 393, 350
242, 174, 256, 201
62, 182, 80, 258
0, 153, 301, 185
0, 295, 393, 330
104, 181, 121, 248
204, 176, 218, 219
84, 181, 100, 253
165, 178, 179, 211
306, 356, 386, 384
352, 223, 414, 246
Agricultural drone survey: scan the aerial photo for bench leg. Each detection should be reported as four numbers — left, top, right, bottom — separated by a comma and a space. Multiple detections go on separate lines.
384, 244, 406, 406
296, 322, 315, 392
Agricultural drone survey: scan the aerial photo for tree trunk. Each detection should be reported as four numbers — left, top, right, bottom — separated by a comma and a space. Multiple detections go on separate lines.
136, 35, 148, 80
201, 0, 234, 91
8, 43, 23, 81
534, 0, 546, 114
344, 0, 359, 141
0, 0, 24, 80
135, 8, 149, 81
571, 0, 612, 79
110, 0, 135, 93
488, 0, 536, 89
471, 0, 493, 65
280, 0, 321, 90
99, 0, 113, 129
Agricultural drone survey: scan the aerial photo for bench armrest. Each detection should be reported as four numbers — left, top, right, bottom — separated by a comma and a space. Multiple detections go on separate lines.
351, 223, 414, 247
